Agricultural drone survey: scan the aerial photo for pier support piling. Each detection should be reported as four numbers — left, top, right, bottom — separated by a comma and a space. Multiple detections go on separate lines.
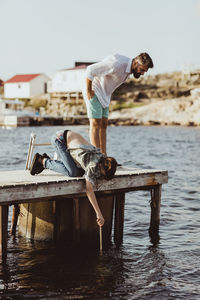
53, 200, 61, 243
149, 184, 162, 244
0, 205, 8, 259
73, 198, 80, 242
10, 204, 20, 235
114, 193, 125, 246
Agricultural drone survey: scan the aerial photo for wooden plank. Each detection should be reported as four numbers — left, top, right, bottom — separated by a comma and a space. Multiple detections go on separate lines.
0, 168, 168, 187
149, 185, 162, 244
114, 193, 125, 246
0, 169, 168, 205
0, 205, 8, 259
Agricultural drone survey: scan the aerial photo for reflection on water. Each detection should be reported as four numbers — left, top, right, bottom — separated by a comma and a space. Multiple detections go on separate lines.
1, 238, 169, 299
0, 125, 200, 299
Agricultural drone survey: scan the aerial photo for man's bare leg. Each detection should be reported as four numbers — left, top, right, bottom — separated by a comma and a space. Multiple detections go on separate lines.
99, 117, 108, 155
89, 118, 102, 149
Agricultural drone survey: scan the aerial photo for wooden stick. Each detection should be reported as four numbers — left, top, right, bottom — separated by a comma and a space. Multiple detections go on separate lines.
99, 226, 102, 253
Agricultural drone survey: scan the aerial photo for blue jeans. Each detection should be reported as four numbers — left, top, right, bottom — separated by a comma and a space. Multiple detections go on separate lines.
45, 130, 84, 177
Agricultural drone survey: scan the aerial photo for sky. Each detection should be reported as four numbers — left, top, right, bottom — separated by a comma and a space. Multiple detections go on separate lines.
1, 0, 200, 80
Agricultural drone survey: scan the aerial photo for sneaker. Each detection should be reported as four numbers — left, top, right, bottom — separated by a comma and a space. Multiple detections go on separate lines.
30, 153, 44, 175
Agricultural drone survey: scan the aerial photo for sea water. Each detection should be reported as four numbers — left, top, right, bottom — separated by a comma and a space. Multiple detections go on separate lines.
0, 125, 199, 299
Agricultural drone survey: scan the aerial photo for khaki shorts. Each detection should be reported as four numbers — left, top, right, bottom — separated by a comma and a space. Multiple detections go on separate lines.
87, 95, 109, 119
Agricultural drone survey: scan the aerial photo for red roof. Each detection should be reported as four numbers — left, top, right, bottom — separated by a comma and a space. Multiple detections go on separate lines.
5, 74, 41, 83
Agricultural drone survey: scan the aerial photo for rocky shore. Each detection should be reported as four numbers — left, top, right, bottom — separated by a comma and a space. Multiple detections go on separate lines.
108, 70, 200, 126
109, 92, 200, 126
12, 69, 200, 127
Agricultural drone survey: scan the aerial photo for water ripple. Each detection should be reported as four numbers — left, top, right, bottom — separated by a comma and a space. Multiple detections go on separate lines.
0, 125, 200, 299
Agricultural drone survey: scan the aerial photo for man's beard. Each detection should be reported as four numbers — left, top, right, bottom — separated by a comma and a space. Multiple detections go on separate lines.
133, 71, 141, 79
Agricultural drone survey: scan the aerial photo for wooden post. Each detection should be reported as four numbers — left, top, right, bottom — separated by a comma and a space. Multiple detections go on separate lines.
149, 184, 162, 244
53, 200, 61, 243
114, 193, 125, 245
0, 205, 8, 259
73, 198, 80, 242
10, 204, 20, 235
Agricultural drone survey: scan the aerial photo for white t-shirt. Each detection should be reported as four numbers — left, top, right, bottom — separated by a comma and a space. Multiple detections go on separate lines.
83, 54, 132, 108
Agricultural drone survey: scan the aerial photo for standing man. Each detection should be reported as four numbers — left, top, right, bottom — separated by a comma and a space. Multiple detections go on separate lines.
83, 53, 153, 154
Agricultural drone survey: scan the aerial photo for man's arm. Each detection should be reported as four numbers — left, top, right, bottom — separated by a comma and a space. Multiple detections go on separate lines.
86, 58, 115, 80
85, 179, 104, 227
86, 56, 115, 99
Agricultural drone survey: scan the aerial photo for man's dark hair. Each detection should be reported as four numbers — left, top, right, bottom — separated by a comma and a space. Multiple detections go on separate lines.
137, 52, 154, 68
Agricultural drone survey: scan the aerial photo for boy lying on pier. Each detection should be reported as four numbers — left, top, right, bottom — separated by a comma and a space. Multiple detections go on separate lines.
29, 129, 117, 227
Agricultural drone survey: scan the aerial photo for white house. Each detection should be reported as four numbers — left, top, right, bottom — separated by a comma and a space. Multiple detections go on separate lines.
4, 73, 50, 99
0, 98, 35, 126
47, 63, 94, 94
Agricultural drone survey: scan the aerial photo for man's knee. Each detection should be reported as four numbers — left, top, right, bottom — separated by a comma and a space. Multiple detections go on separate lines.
90, 118, 102, 129
101, 118, 108, 129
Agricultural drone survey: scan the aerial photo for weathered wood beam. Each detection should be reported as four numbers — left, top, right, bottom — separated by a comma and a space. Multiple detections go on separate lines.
0, 205, 8, 259
0, 170, 168, 205
114, 193, 125, 246
10, 204, 20, 235
149, 185, 162, 244
73, 198, 80, 242
53, 200, 61, 243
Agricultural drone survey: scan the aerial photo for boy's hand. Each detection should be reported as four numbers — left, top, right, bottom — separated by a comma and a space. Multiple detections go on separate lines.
96, 216, 104, 227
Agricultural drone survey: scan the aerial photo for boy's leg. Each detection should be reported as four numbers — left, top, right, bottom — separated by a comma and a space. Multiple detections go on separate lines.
45, 159, 76, 176
46, 133, 82, 177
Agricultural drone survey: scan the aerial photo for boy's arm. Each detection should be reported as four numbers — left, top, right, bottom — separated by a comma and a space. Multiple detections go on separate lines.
85, 179, 104, 227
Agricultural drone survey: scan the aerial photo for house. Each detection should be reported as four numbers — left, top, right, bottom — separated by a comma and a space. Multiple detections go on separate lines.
0, 98, 35, 126
4, 73, 50, 99
47, 62, 95, 99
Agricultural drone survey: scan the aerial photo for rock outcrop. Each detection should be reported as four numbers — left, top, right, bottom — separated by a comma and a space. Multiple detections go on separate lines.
110, 92, 200, 126
109, 71, 200, 126
26, 70, 200, 126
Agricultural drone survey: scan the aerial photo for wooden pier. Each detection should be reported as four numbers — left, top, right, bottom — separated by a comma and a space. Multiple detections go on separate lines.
0, 167, 168, 258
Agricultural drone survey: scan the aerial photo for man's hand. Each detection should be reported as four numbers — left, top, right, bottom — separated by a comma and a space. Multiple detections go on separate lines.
86, 78, 95, 100
87, 90, 95, 100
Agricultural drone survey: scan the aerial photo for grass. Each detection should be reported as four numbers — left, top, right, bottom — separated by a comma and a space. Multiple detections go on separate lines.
110, 101, 144, 111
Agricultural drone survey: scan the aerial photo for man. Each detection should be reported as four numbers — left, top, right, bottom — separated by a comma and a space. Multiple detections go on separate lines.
30, 129, 117, 227
83, 52, 154, 154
